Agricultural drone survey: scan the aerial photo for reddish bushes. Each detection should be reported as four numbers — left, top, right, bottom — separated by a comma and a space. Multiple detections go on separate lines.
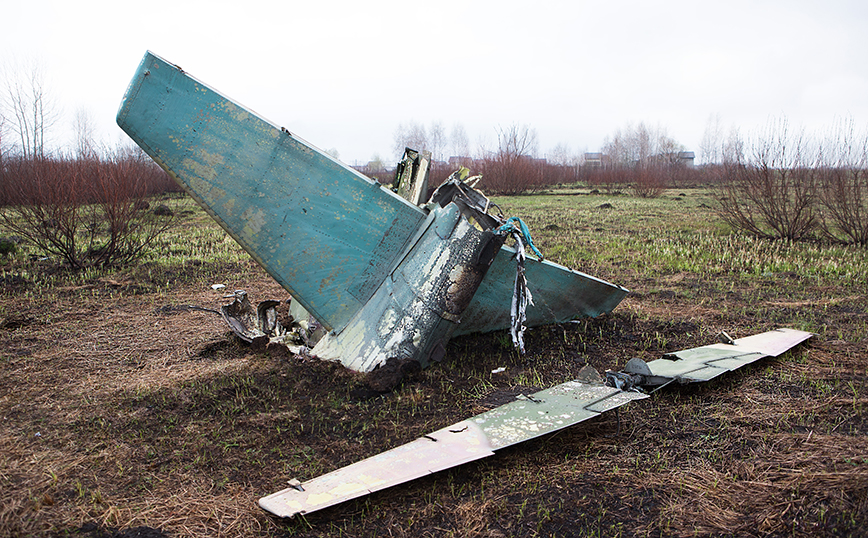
0, 153, 178, 267
715, 121, 868, 246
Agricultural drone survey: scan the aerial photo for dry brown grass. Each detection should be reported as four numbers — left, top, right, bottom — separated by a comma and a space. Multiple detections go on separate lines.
0, 196, 865, 537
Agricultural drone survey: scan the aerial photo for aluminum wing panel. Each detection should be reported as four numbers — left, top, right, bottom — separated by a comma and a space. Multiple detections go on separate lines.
117, 52, 426, 332
632, 328, 814, 384
259, 420, 492, 518
471, 381, 646, 450
259, 380, 646, 518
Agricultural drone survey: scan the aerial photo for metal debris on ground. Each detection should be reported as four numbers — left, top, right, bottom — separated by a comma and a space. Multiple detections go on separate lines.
258, 327, 812, 518
219, 290, 322, 354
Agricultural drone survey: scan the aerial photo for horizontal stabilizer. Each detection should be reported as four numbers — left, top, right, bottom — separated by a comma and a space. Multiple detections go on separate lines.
454, 246, 629, 336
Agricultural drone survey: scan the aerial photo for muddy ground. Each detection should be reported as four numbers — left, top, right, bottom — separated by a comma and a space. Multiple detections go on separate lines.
0, 257, 866, 537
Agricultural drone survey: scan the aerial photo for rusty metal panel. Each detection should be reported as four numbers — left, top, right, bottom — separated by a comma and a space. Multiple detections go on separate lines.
454, 248, 629, 336
259, 379, 646, 518
116, 52, 426, 332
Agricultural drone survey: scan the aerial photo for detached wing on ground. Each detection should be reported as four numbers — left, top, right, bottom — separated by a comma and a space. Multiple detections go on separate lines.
259, 379, 646, 518
259, 328, 811, 518
622, 328, 814, 386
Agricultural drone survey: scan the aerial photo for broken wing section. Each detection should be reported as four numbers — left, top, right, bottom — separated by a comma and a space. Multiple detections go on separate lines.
117, 52, 426, 332
259, 379, 645, 518
258, 420, 494, 518
623, 328, 814, 386
453, 247, 629, 336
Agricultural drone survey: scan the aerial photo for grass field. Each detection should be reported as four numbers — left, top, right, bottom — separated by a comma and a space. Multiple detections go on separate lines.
1, 187, 865, 537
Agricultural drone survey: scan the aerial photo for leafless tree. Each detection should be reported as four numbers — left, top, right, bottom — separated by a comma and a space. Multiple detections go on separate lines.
450, 123, 469, 160
72, 107, 97, 159
716, 118, 819, 241
547, 143, 573, 166
427, 121, 445, 163
602, 122, 683, 168
2, 58, 60, 159
0, 109, 7, 165
496, 123, 538, 161
392, 121, 428, 160
700, 113, 723, 165
477, 124, 544, 195
722, 126, 744, 165
598, 122, 686, 195
817, 119, 868, 246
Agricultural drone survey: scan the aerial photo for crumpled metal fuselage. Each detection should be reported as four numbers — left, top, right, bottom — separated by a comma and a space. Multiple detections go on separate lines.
116, 51, 628, 375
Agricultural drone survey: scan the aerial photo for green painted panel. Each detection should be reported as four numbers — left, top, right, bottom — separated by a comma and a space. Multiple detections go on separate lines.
117, 52, 425, 332
472, 380, 645, 450
454, 247, 629, 336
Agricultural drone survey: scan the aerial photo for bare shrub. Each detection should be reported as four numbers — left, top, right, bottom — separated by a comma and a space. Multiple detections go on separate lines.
541, 162, 578, 186
0, 152, 176, 268
632, 166, 668, 198
583, 166, 628, 193
478, 124, 545, 195
478, 155, 545, 195
716, 120, 819, 241
816, 122, 868, 246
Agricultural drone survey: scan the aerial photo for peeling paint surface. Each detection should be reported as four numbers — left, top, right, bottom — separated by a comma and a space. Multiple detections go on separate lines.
259, 381, 645, 518
117, 52, 425, 332
259, 328, 811, 520
472, 381, 645, 450
313, 203, 500, 372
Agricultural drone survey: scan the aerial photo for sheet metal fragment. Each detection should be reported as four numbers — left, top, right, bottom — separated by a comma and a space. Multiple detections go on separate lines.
261, 328, 812, 519
621, 328, 813, 386
259, 378, 646, 518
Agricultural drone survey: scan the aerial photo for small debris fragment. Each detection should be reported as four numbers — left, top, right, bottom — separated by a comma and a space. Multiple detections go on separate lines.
717, 331, 735, 345
211, 284, 226, 290
491, 367, 506, 374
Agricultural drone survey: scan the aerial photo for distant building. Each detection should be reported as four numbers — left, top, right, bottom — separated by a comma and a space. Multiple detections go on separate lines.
584, 152, 605, 168
677, 151, 695, 167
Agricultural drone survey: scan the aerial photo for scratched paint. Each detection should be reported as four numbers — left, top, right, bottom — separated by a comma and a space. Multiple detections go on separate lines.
259, 328, 811, 519
117, 52, 427, 332
259, 380, 646, 518
623, 328, 813, 385
118, 51, 630, 372
313, 202, 504, 372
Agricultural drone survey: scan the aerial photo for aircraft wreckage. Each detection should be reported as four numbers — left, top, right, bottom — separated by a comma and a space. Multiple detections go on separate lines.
117, 52, 813, 519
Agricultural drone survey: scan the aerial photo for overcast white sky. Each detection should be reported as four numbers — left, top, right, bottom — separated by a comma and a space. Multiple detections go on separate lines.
3, 0, 868, 165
